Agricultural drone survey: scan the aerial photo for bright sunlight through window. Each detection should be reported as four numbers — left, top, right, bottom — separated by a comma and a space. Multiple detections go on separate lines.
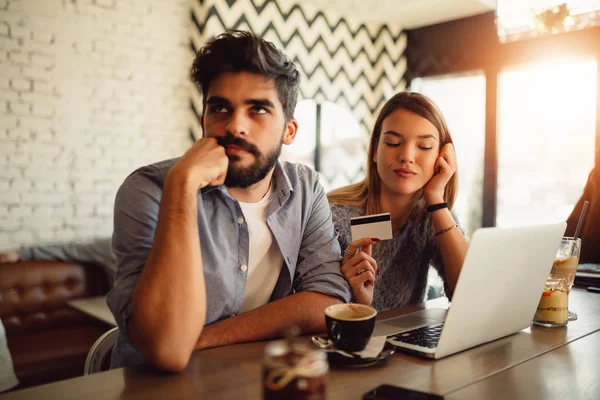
496, 59, 597, 227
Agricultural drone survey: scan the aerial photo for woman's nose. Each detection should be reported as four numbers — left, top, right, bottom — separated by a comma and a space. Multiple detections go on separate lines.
398, 146, 415, 163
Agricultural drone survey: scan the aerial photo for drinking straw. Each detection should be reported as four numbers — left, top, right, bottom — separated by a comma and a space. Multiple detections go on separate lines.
573, 201, 589, 240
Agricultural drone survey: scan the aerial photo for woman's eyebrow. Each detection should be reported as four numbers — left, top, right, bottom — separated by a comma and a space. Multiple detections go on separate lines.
382, 131, 438, 140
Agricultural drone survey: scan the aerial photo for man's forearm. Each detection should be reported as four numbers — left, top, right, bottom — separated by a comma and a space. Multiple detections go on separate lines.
129, 173, 207, 372
195, 291, 342, 350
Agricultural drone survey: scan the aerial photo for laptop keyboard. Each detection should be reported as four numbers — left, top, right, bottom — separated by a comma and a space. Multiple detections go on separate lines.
389, 322, 445, 348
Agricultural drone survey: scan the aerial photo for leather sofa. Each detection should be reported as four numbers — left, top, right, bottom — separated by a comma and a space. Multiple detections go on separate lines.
0, 260, 111, 389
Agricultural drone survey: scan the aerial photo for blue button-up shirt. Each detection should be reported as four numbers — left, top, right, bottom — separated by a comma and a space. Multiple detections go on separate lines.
108, 159, 352, 368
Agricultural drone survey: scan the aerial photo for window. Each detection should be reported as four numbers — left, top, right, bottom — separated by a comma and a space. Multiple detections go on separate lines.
411, 73, 487, 236
281, 99, 367, 192
280, 99, 317, 169
318, 102, 367, 191
496, 59, 597, 227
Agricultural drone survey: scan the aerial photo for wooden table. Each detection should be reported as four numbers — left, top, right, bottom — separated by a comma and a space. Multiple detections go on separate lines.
448, 331, 600, 399
2, 288, 599, 400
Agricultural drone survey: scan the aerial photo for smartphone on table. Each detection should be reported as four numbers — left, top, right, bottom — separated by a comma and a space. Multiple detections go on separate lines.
363, 384, 445, 400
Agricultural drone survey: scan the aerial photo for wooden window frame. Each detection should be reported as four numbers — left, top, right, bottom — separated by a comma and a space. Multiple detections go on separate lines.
406, 12, 600, 227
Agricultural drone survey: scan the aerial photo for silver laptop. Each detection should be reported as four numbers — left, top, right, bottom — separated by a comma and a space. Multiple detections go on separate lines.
377, 222, 566, 359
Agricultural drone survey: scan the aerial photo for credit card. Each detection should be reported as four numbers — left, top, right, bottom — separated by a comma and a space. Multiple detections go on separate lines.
350, 213, 393, 241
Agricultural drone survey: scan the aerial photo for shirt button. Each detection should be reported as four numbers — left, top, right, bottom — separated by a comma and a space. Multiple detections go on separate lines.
237, 216, 244, 224
240, 264, 248, 272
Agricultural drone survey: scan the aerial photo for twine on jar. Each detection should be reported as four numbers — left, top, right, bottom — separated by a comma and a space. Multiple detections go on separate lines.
264, 352, 328, 392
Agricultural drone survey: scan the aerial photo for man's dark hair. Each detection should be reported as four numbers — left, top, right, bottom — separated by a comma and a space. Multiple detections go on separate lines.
190, 30, 301, 121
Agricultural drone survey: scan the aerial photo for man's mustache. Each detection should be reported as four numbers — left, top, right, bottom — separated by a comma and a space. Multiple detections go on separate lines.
216, 133, 260, 157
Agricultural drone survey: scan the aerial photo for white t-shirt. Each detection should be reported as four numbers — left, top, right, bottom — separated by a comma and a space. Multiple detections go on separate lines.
238, 187, 284, 313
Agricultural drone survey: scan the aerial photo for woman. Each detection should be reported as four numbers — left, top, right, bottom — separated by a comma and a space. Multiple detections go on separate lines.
328, 92, 468, 310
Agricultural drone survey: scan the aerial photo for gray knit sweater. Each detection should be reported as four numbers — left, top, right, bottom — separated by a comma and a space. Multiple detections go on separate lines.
331, 203, 453, 312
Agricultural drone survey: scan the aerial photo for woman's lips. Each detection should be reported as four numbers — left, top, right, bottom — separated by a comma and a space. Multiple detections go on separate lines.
395, 168, 416, 178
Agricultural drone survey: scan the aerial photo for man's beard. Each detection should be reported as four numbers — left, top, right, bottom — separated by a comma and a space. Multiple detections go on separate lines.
217, 132, 283, 188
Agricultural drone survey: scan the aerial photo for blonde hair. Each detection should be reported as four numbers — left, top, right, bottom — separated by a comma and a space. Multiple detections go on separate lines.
328, 92, 458, 216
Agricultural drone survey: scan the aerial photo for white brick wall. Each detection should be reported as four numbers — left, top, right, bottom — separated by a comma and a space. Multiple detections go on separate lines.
0, 0, 194, 250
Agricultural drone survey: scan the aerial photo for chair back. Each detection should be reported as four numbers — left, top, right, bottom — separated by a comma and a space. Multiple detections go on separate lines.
84, 327, 119, 375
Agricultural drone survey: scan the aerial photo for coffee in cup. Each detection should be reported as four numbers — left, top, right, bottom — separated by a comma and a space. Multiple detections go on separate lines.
324, 303, 377, 352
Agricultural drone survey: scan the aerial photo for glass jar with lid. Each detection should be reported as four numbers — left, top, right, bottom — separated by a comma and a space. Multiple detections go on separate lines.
263, 339, 328, 400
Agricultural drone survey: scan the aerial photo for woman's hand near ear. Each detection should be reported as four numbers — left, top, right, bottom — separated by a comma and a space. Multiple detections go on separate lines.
423, 143, 457, 205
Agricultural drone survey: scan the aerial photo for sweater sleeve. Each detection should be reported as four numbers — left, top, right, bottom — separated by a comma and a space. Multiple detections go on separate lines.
329, 204, 356, 254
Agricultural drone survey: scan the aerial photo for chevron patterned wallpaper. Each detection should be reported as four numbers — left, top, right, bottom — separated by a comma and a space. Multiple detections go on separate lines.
189, 0, 407, 185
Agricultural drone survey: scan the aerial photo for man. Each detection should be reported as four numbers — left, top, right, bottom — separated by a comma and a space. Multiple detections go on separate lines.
108, 30, 352, 372
0, 239, 115, 286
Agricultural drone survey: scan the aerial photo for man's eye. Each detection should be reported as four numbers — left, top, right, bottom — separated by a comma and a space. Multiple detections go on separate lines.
252, 106, 267, 114
209, 105, 228, 113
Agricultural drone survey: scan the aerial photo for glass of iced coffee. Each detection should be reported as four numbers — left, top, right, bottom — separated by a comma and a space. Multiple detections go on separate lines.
551, 237, 581, 320
533, 274, 569, 327
551, 238, 581, 288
